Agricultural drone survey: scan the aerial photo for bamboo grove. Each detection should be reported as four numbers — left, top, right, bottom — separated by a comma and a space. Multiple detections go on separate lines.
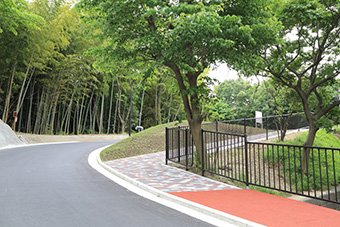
0, 0, 185, 135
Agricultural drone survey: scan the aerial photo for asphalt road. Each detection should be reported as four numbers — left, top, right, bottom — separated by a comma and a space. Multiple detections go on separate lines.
0, 141, 213, 227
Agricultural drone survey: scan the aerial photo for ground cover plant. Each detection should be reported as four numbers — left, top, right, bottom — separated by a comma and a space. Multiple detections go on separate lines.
266, 130, 340, 192
100, 122, 188, 161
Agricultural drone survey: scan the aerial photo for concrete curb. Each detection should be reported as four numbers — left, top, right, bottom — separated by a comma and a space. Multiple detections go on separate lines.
90, 146, 266, 227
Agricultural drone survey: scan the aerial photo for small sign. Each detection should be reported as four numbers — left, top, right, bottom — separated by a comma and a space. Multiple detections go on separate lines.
255, 111, 262, 124
13, 111, 17, 118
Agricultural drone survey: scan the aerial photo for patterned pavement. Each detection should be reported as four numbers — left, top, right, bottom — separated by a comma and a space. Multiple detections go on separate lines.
105, 151, 238, 193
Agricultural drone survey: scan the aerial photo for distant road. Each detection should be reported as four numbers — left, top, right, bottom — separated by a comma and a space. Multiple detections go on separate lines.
0, 141, 212, 227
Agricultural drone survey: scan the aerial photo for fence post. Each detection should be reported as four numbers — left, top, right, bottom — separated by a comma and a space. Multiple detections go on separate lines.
215, 121, 218, 132
178, 126, 181, 163
244, 118, 246, 135
266, 117, 268, 140
201, 129, 205, 176
244, 134, 250, 188
165, 127, 169, 165
185, 128, 188, 170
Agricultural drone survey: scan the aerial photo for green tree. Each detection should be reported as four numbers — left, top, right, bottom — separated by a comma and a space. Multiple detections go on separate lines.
78, 0, 280, 162
253, 0, 340, 171
0, 0, 43, 35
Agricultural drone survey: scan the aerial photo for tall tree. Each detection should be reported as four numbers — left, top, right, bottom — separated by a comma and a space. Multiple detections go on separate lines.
252, 0, 340, 171
78, 0, 280, 162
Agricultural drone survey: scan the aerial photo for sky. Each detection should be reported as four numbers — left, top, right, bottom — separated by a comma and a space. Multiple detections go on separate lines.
207, 63, 238, 83
207, 63, 261, 85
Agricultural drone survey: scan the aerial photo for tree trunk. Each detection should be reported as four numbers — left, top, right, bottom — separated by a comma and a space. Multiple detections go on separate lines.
50, 88, 61, 134
2, 63, 16, 123
138, 89, 145, 126
99, 92, 104, 134
165, 62, 204, 163
156, 78, 163, 125
92, 95, 98, 133
113, 95, 118, 133
302, 125, 319, 173
40, 92, 50, 134
33, 89, 45, 134
280, 112, 293, 141
77, 94, 85, 134
107, 79, 114, 133
26, 76, 35, 133
167, 93, 172, 123
83, 91, 93, 133
128, 80, 133, 136
16, 53, 34, 119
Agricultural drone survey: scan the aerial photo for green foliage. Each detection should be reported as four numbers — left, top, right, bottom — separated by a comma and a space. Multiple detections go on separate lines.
212, 77, 302, 121
100, 121, 188, 161
266, 130, 340, 191
251, 0, 340, 146
78, 0, 281, 121
0, 0, 44, 35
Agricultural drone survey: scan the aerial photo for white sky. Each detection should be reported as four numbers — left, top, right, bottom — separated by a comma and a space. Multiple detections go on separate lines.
207, 63, 239, 83
207, 63, 260, 85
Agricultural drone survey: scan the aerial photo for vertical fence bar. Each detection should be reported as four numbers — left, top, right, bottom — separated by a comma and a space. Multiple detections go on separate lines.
245, 134, 249, 188
311, 148, 316, 197
318, 149, 323, 198
266, 117, 268, 140
177, 127, 180, 163
201, 129, 205, 176
325, 149, 330, 200
185, 129, 188, 170
244, 118, 246, 135
165, 127, 169, 165
191, 130, 194, 165
332, 150, 338, 202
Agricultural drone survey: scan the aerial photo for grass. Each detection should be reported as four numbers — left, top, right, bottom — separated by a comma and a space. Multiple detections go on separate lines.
265, 129, 340, 191
101, 121, 340, 199
101, 120, 269, 162
100, 121, 188, 161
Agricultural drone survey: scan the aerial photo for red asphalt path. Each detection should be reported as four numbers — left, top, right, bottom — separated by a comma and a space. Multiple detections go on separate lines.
170, 189, 340, 227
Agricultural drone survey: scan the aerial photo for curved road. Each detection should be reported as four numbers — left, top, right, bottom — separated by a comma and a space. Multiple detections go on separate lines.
0, 141, 212, 227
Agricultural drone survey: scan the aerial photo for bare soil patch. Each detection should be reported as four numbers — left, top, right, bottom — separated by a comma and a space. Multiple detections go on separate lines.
18, 133, 128, 144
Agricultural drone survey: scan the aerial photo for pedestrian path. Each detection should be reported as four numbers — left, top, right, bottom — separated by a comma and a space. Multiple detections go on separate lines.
103, 151, 340, 227
105, 152, 237, 193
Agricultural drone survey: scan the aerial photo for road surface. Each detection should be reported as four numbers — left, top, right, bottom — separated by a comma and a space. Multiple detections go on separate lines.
0, 141, 213, 227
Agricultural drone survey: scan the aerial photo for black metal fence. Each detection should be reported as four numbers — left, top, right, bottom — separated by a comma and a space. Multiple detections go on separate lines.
165, 126, 194, 169
165, 114, 340, 204
166, 113, 308, 169
201, 130, 340, 204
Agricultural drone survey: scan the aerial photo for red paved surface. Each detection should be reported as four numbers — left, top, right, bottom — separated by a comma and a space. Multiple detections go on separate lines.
170, 189, 340, 227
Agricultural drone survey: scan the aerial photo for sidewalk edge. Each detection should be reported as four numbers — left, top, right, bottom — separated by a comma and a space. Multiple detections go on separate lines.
89, 146, 266, 227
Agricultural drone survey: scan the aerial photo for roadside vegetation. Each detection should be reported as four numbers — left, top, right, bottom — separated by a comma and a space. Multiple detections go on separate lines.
101, 122, 340, 198
266, 129, 340, 191
100, 122, 187, 161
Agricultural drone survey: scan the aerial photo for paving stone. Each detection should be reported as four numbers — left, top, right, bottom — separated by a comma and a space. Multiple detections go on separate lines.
105, 151, 239, 193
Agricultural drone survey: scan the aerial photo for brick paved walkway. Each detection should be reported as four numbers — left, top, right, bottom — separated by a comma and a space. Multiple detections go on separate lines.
105, 151, 238, 193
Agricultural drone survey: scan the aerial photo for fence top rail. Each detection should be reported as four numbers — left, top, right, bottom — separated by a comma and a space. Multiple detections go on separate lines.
167, 112, 305, 130
202, 129, 247, 137
166, 126, 190, 130
219, 112, 304, 123
248, 141, 340, 151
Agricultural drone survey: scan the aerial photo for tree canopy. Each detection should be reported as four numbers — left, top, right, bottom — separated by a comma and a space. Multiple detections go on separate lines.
78, 0, 281, 161
245, 0, 340, 171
